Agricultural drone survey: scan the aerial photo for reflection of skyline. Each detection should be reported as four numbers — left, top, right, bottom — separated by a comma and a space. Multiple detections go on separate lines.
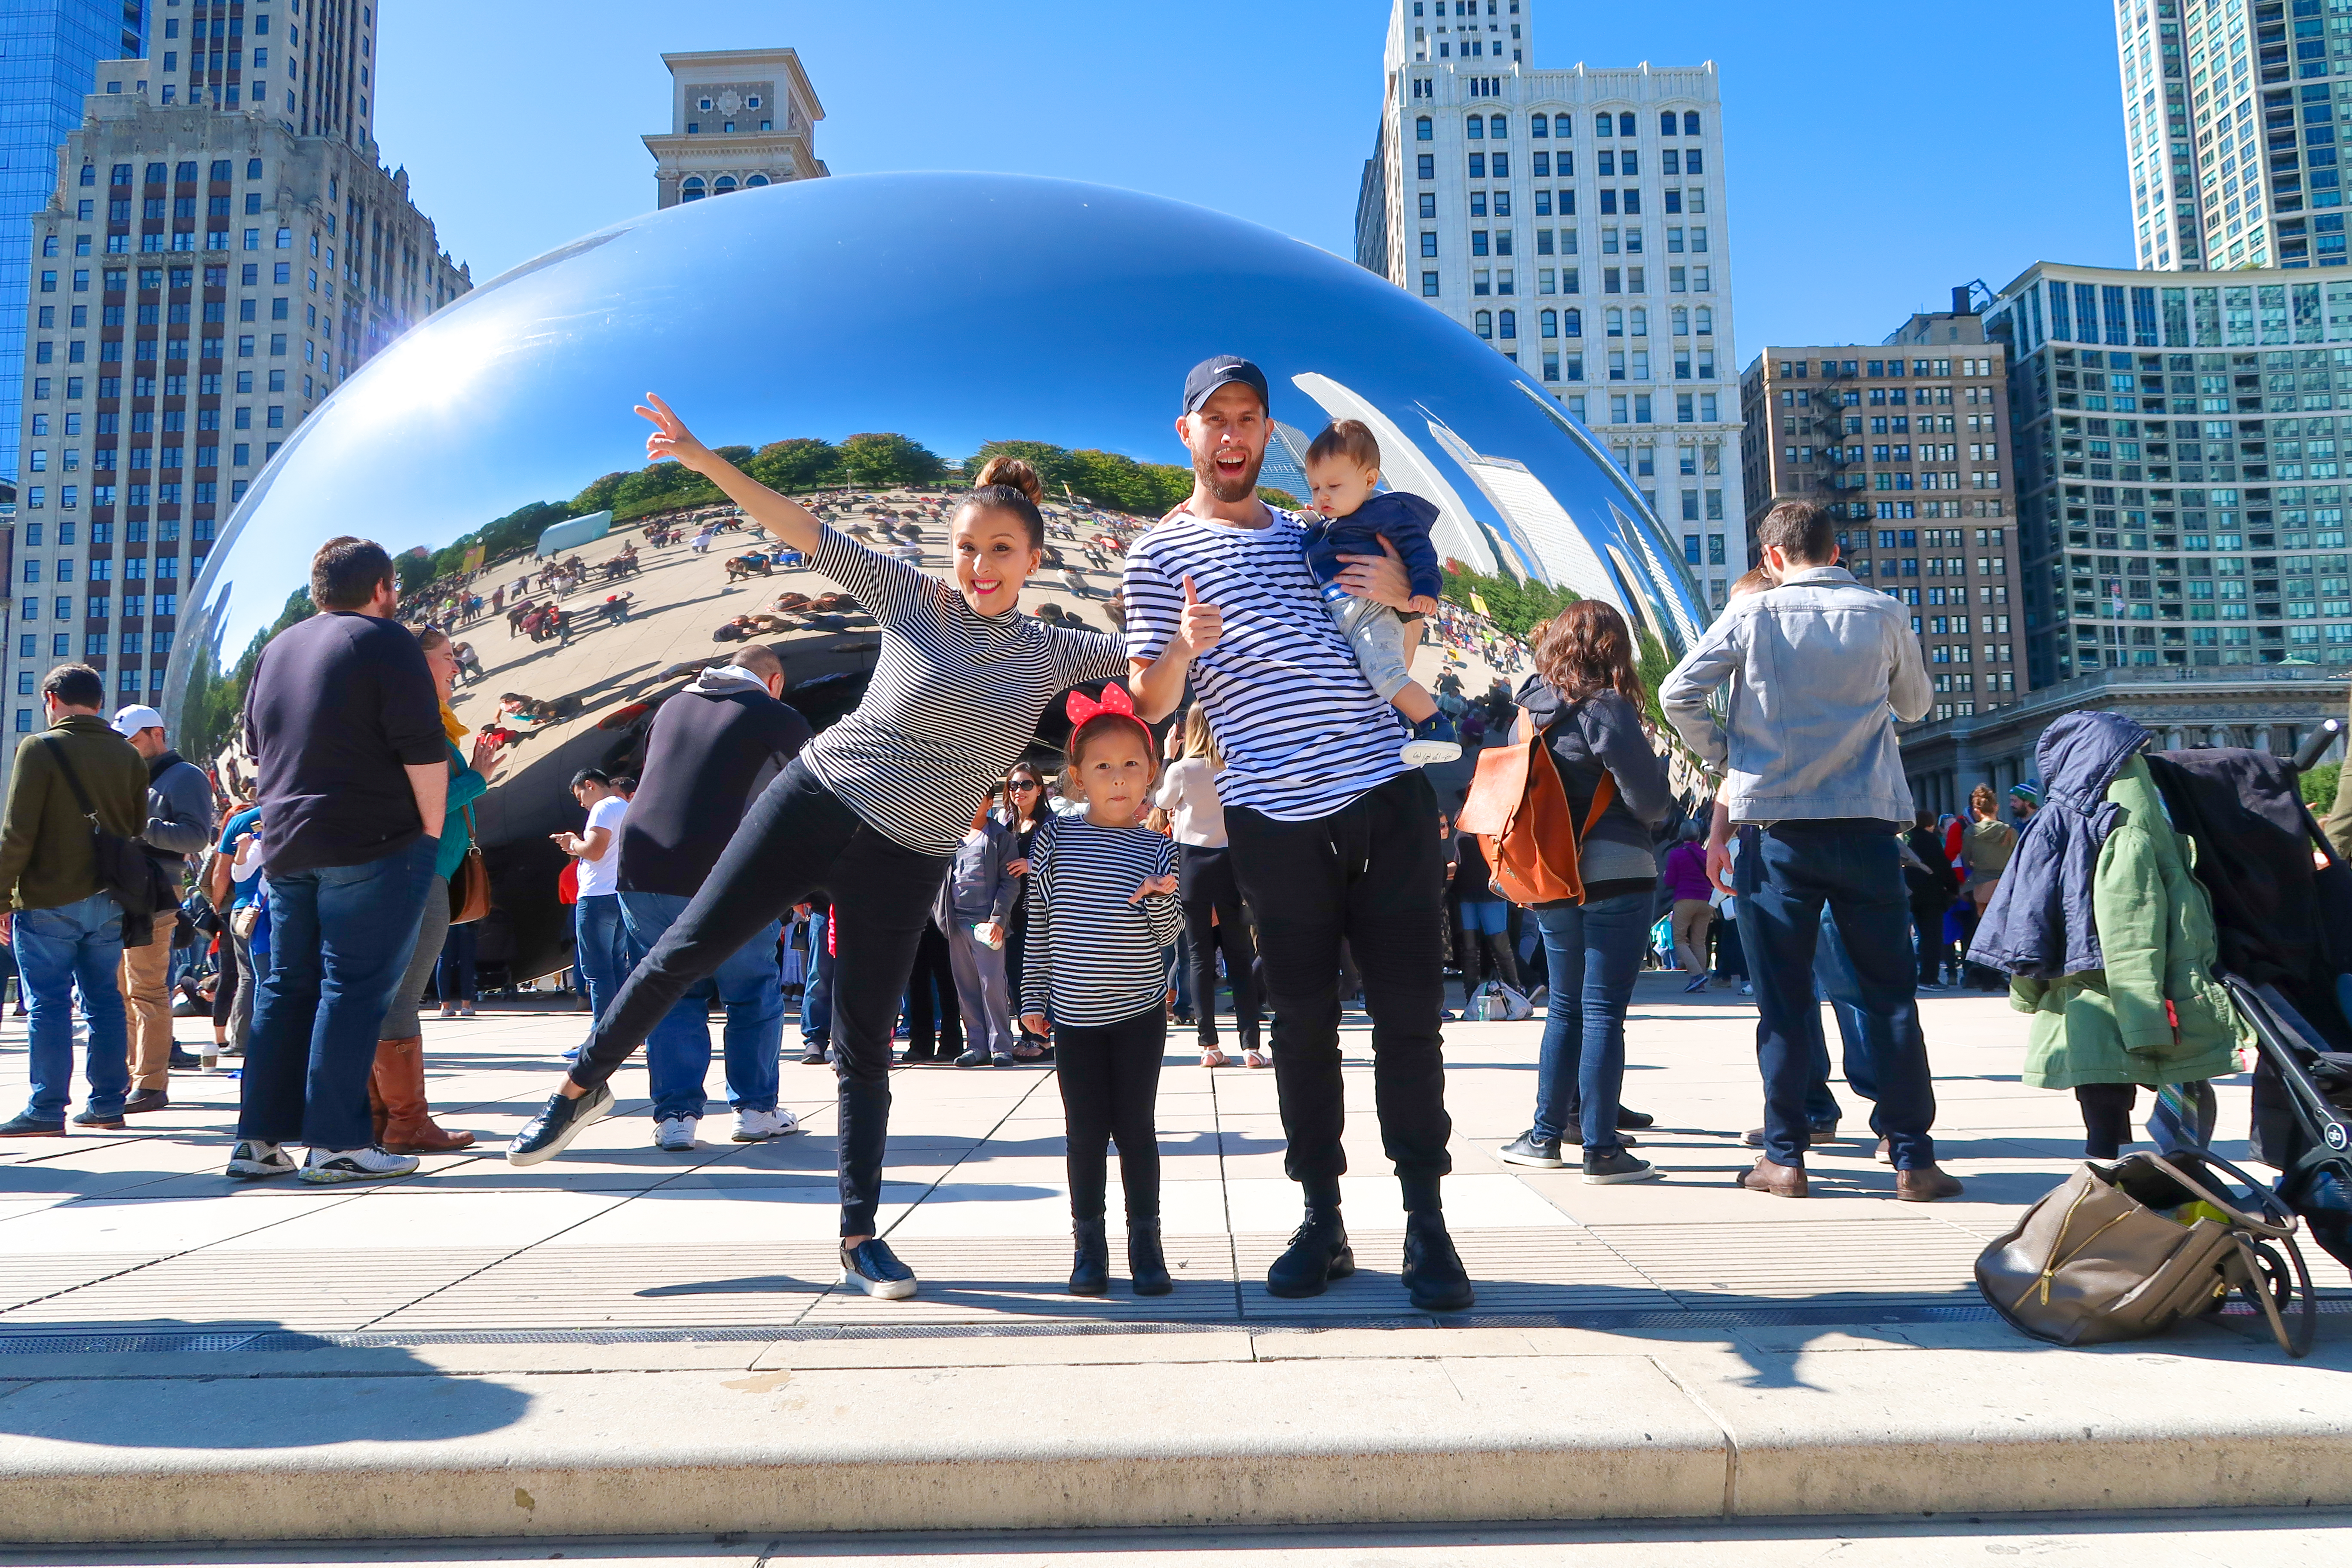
172, 174, 1706, 732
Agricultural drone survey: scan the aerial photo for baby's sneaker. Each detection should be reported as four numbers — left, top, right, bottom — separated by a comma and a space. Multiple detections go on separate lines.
1400, 713, 1463, 766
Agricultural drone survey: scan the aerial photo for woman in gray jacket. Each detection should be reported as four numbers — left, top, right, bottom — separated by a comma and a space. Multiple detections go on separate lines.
937, 805, 1025, 1066
1496, 601, 1675, 1185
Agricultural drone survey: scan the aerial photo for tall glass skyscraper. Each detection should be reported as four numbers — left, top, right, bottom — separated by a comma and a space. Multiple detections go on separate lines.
0, 2, 147, 485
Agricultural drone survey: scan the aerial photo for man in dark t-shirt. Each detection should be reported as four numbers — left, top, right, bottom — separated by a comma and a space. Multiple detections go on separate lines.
230, 537, 448, 1186
616, 644, 812, 1146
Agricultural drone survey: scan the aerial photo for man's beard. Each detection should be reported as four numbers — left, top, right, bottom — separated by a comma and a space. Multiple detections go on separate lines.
1193, 443, 1266, 504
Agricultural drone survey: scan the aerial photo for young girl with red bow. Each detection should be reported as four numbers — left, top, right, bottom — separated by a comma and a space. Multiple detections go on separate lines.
1020, 685, 1185, 1297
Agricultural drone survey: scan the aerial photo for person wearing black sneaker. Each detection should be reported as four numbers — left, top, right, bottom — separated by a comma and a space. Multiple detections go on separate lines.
1493, 603, 1674, 1186
1126, 358, 1471, 1311
509, 401, 1133, 1304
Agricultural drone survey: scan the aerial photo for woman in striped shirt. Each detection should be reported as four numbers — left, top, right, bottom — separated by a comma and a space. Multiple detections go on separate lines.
508, 397, 1188, 1305
1020, 689, 1184, 1298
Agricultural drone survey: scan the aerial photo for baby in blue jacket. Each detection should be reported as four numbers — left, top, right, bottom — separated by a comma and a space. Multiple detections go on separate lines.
1302, 419, 1461, 765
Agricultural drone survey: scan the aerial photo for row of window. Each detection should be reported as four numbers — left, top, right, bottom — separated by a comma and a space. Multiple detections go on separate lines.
1425, 263, 1716, 299
1412, 110, 1706, 141
14, 673, 169, 723
85, 160, 266, 188
677, 174, 776, 199
1414, 150, 1706, 181
1441, 186, 1708, 218
28, 369, 315, 403
15, 484, 242, 513
13, 596, 191, 627
1445, 224, 1712, 257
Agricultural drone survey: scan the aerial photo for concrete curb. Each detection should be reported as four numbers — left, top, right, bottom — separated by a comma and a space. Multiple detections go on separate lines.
3, 1338, 2352, 1542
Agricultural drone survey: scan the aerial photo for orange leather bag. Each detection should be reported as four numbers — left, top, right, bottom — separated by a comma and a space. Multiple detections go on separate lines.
1457, 737, 1617, 906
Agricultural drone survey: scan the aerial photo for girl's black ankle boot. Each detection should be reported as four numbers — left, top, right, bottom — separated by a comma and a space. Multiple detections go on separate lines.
1069, 1216, 1110, 1296
1127, 1217, 1173, 1296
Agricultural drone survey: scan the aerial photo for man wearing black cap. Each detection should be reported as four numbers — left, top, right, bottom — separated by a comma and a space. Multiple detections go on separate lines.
1126, 355, 1470, 1312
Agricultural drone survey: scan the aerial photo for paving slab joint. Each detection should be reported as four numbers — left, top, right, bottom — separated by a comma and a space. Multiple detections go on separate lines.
1648, 1352, 1740, 1516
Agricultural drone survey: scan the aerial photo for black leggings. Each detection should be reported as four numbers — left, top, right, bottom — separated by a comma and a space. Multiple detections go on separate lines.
573, 758, 949, 1236
211, 931, 239, 1032
1178, 844, 1260, 1050
1054, 1009, 1167, 1222
903, 923, 962, 1053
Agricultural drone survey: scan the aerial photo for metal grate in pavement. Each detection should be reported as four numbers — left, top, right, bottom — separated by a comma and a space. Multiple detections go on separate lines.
1231, 1228, 1679, 1320
0, 1254, 169, 1314
364, 1244, 842, 1332
1581, 1218, 1990, 1311
0, 1248, 512, 1334
796, 1234, 1242, 1326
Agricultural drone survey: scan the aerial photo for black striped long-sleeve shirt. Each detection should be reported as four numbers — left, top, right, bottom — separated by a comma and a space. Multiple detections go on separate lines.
1020, 815, 1183, 1027
798, 528, 1127, 855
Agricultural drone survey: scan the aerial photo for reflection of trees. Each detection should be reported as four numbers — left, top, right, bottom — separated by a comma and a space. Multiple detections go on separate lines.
183, 583, 316, 769
970, 440, 1193, 517
1439, 559, 1579, 639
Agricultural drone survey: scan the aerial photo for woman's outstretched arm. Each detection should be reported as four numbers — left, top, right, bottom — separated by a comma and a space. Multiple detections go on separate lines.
634, 394, 821, 556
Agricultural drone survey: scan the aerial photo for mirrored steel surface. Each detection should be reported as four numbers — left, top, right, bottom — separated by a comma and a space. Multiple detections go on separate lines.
173, 172, 1703, 979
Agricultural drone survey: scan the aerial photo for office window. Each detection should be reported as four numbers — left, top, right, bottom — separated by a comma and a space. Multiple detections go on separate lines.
1421, 272, 1440, 297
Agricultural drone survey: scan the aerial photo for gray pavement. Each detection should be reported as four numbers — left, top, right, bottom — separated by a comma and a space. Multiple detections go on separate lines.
3, 979, 2350, 1543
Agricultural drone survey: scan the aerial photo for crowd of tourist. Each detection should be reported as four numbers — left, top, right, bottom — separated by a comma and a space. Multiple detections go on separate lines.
5, 355, 2099, 1312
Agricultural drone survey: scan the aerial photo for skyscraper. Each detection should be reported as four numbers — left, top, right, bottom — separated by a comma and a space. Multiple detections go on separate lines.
644, 49, 827, 209
1356, 1, 1744, 612
2122, 0, 2352, 273
4, 0, 469, 783
0, 2, 150, 486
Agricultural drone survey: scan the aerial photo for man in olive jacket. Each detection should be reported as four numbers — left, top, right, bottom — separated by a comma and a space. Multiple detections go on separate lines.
0, 665, 151, 1136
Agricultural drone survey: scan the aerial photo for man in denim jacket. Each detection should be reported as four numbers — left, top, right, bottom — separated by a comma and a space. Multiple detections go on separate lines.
1661, 501, 1962, 1202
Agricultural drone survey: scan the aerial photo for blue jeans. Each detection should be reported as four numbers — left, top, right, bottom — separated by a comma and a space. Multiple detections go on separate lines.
573, 894, 625, 1026
1459, 897, 1510, 937
1737, 827, 1938, 1170
802, 910, 831, 1047
237, 838, 439, 1151
1800, 910, 1883, 1125
619, 891, 784, 1120
12, 891, 129, 1123
1528, 891, 1651, 1154
436, 921, 477, 1003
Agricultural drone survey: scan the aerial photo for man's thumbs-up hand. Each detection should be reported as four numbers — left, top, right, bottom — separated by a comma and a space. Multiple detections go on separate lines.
1178, 574, 1223, 658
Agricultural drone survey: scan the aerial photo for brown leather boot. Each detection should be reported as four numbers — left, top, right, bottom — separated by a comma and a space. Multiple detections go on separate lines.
1736, 1155, 1808, 1198
1894, 1164, 1964, 1202
371, 1036, 475, 1154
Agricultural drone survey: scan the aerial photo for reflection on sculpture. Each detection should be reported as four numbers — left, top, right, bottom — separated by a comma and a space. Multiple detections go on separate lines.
172, 172, 1703, 982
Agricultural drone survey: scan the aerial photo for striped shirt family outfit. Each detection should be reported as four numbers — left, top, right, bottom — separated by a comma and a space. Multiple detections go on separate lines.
1123, 504, 1453, 1219
1023, 812, 1183, 1228
1020, 815, 1183, 1027
805, 528, 1128, 855
1121, 510, 1409, 821
573, 527, 1124, 1240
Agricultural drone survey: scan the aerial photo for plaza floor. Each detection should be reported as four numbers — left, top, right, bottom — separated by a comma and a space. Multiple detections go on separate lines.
6, 979, 2352, 1544
0, 976, 2338, 1341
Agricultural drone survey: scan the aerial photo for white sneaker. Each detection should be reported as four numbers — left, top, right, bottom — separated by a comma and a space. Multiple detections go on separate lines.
654, 1115, 699, 1152
299, 1146, 420, 1185
732, 1106, 801, 1142
227, 1139, 297, 1181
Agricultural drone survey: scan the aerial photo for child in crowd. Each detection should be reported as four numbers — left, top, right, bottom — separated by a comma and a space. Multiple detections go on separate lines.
1019, 685, 1184, 1298
1300, 419, 1461, 767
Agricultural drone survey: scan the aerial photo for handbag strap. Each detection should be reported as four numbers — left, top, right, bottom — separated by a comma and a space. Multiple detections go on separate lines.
39, 735, 101, 824
2139, 1151, 2299, 1239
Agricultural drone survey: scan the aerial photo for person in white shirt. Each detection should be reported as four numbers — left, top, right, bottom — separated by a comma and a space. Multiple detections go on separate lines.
553, 769, 629, 1046
1152, 707, 1264, 1069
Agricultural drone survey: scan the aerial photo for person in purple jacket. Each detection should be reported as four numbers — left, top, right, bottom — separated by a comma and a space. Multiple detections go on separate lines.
1301, 421, 1460, 766
1662, 825, 1716, 992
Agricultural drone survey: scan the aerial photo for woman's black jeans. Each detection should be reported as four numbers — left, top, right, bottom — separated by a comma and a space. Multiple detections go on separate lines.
571, 758, 950, 1236
1177, 843, 1260, 1051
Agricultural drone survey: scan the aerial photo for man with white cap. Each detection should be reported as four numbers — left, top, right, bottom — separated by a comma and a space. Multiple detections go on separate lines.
112, 702, 216, 1113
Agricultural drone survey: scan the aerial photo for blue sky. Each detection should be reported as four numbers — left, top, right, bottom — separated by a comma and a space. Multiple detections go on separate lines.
377, 1, 2131, 367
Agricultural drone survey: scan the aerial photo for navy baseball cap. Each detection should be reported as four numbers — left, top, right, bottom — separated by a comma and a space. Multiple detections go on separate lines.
1182, 355, 1270, 416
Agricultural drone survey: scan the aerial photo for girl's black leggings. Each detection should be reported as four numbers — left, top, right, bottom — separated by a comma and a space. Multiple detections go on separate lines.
1054, 1008, 1167, 1222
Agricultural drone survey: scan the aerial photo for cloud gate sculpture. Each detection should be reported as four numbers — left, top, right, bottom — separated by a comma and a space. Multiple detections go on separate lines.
168, 172, 1705, 984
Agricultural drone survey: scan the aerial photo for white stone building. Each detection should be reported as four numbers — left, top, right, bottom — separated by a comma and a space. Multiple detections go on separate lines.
644, 49, 827, 209
2120, 0, 2352, 273
1355, 0, 1743, 610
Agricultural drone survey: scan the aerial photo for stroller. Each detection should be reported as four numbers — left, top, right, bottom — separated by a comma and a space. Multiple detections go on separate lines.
2145, 719, 2352, 1279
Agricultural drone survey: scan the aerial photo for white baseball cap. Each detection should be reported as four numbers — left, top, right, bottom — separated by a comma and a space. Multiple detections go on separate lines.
111, 704, 165, 738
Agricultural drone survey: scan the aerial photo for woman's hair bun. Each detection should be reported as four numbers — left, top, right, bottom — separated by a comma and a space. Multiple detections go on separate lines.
976, 455, 1045, 506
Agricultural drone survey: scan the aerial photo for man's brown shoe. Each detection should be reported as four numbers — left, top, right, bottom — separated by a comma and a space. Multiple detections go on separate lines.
1737, 1156, 1808, 1198
1894, 1164, 1964, 1202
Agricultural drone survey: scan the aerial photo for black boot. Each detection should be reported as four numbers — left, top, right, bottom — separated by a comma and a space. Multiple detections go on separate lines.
1484, 933, 1522, 993
1069, 1216, 1109, 1296
1127, 1218, 1173, 1296
1266, 1207, 1354, 1298
1402, 1211, 1475, 1313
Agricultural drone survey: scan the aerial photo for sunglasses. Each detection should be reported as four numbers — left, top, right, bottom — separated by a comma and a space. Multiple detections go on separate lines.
1008, 781, 1041, 791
